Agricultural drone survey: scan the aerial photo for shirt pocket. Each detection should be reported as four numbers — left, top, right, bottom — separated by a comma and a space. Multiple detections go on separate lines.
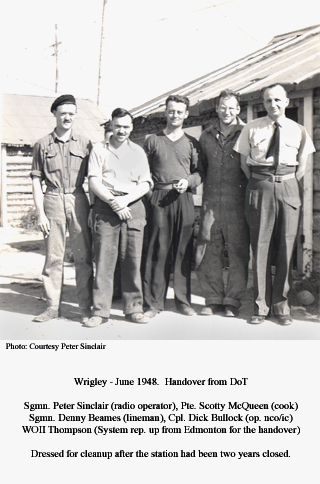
70, 148, 87, 171
282, 138, 300, 164
250, 134, 268, 160
45, 149, 60, 172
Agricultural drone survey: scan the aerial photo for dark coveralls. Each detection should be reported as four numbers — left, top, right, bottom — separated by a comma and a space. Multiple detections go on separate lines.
234, 116, 315, 316
143, 132, 204, 312
195, 119, 249, 309
31, 131, 93, 310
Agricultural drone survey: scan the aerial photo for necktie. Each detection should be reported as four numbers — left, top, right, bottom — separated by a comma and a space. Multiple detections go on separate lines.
266, 121, 280, 166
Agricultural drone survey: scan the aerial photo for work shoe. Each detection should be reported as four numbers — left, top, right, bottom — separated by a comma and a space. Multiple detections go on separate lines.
84, 316, 107, 328
125, 312, 150, 324
225, 305, 239, 317
248, 315, 265, 324
178, 305, 196, 316
200, 304, 224, 316
276, 315, 293, 326
33, 307, 59, 322
80, 308, 91, 324
144, 308, 161, 319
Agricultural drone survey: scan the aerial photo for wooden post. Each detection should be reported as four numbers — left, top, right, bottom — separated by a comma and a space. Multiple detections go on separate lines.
246, 103, 254, 270
97, 0, 108, 106
247, 103, 254, 123
1, 145, 7, 227
55, 24, 59, 93
299, 91, 314, 275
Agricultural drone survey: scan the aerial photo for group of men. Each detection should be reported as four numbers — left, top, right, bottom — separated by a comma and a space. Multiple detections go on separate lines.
31, 85, 314, 327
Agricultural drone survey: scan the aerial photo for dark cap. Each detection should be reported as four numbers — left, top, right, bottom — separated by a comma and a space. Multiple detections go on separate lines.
50, 94, 76, 113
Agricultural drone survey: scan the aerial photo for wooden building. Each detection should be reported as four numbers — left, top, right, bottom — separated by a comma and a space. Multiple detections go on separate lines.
1, 94, 106, 228
129, 25, 320, 275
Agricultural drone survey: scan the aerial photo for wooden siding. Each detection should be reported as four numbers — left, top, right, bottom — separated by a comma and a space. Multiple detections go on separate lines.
2, 147, 35, 227
313, 89, 320, 273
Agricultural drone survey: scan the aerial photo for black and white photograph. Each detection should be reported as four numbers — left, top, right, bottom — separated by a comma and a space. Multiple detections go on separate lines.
1, 1, 319, 482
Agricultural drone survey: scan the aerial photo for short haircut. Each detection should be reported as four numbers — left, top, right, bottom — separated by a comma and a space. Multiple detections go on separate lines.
216, 89, 240, 107
165, 95, 190, 109
111, 108, 133, 122
263, 83, 288, 97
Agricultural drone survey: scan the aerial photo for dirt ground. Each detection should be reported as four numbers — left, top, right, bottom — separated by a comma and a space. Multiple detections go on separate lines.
0, 227, 319, 341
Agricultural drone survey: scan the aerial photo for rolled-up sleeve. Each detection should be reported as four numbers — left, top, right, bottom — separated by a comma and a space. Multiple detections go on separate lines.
88, 144, 104, 183
135, 147, 153, 188
30, 142, 44, 179
187, 138, 205, 188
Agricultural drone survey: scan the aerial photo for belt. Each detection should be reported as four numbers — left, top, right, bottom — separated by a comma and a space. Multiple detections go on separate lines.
153, 182, 191, 192
154, 183, 176, 190
46, 186, 85, 194
251, 173, 296, 183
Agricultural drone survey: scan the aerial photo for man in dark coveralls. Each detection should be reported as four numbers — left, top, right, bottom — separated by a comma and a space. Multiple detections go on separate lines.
143, 95, 204, 318
31, 95, 93, 323
195, 90, 249, 318
234, 84, 315, 325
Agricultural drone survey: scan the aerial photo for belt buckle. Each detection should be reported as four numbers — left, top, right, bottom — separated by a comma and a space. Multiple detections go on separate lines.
274, 175, 282, 183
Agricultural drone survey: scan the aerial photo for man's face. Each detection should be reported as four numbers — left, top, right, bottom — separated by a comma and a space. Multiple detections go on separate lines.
53, 104, 76, 131
165, 101, 188, 128
111, 115, 133, 144
216, 96, 240, 126
263, 86, 289, 120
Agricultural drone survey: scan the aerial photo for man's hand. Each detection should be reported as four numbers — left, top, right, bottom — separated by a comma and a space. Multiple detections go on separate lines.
116, 207, 132, 220
173, 178, 188, 193
37, 212, 50, 238
109, 195, 130, 212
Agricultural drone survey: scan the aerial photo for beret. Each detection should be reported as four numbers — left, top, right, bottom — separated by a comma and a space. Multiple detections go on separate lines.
50, 94, 76, 113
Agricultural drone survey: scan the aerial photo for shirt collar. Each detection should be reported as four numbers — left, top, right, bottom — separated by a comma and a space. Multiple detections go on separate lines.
210, 117, 244, 136
52, 130, 77, 142
266, 115, 286, 128
106, 137, 135, 151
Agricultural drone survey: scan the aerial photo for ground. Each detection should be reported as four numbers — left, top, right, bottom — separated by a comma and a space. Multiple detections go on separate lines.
0, 227, 319, 341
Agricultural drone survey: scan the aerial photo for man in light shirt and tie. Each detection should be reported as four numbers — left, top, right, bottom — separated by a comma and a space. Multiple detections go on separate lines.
234, 84, 315, 325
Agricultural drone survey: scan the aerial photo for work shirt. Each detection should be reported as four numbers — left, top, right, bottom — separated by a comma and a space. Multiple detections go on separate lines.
88, 138, 152, 196
144, 132, 204, 188
234, 115, 315, 167
31, 131, 92, 189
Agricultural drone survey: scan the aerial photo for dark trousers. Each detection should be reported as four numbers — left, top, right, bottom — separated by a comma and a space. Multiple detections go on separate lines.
196, 222, 249, 309
246, 176, 301, 316
143, 189, 194, 311
92, 199, 145, 318
43, 191, 93, 309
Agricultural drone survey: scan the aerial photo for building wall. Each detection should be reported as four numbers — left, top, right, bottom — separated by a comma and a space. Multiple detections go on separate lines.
132, 92, 320, 275
1, 145, 35, 228
313, 88, 320, 273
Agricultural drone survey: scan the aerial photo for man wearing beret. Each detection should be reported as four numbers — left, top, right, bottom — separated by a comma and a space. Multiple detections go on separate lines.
31, 94, 93, 323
